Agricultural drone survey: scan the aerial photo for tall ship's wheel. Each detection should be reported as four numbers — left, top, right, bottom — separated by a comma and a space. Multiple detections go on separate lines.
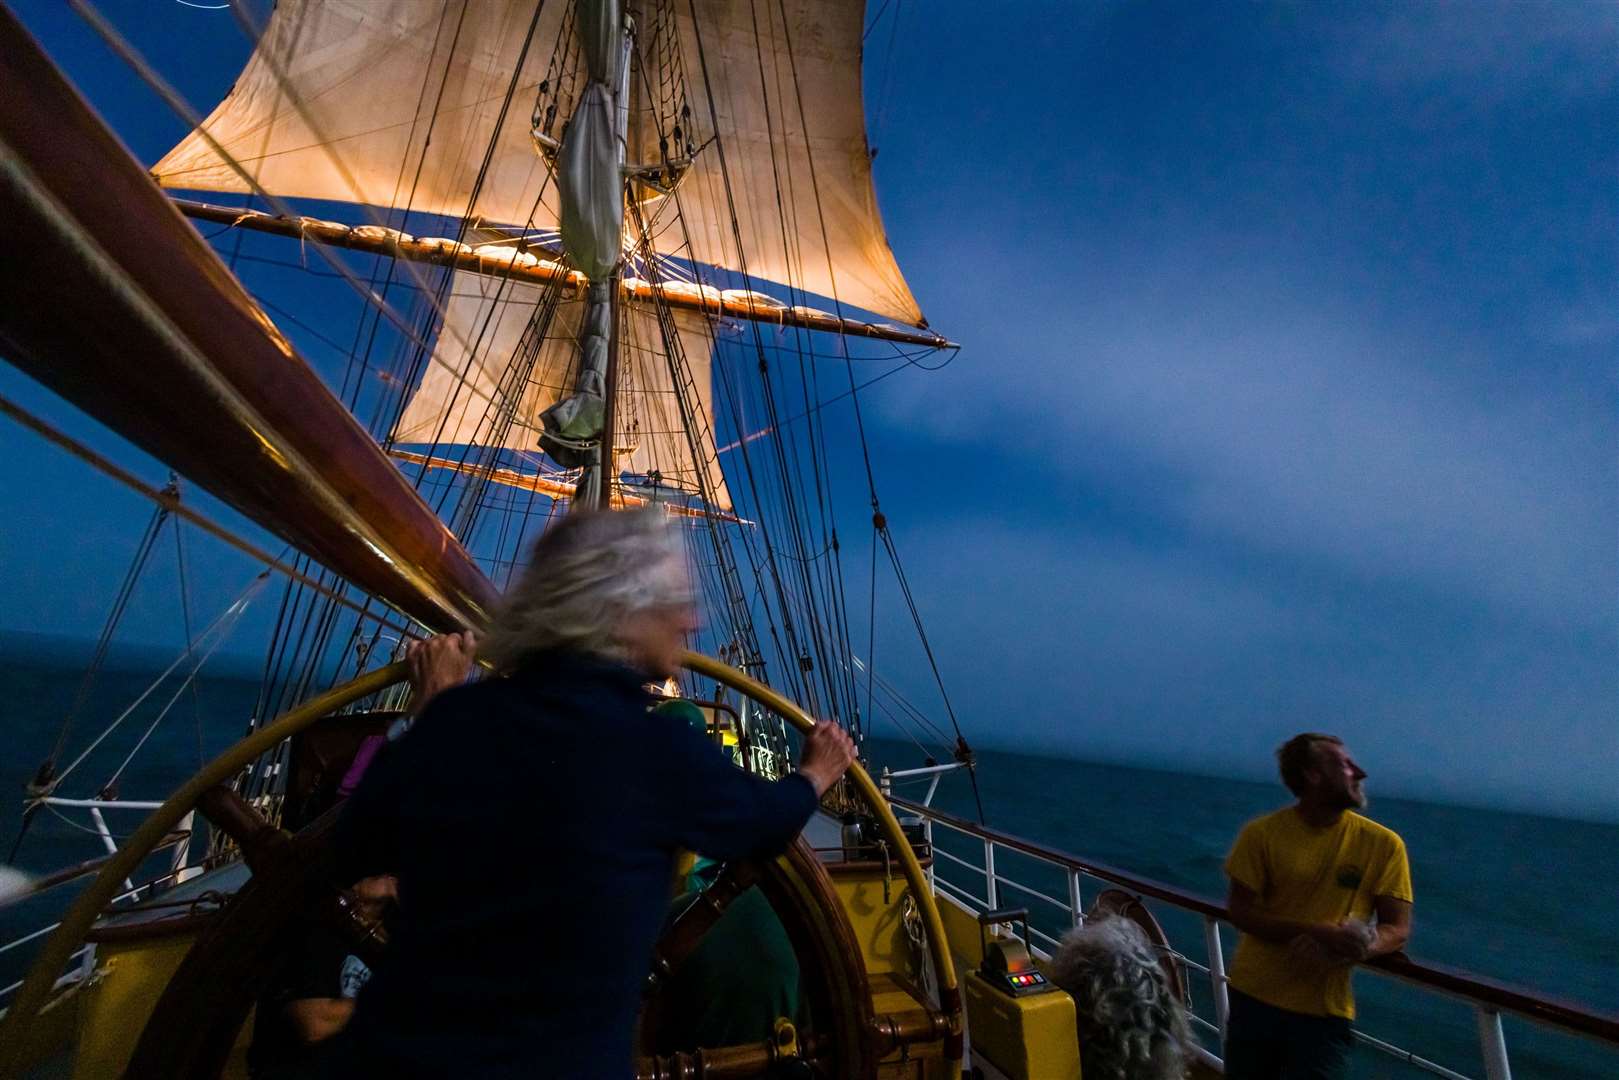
3, 658, 961, 1078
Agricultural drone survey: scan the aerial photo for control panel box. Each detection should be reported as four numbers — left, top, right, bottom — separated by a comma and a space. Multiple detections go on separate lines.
963, 970, 1081, 1080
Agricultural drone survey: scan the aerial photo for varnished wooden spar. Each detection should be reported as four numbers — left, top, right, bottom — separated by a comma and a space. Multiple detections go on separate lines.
0, 7, 498, 632
391, 449, 747, 525
170, 198, 959, 350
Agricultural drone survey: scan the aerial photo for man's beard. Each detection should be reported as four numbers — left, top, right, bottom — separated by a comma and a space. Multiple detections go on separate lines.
1325, 781, 1366, 811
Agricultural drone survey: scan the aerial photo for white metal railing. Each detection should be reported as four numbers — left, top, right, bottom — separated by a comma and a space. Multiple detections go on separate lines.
878, 761, 966, 811
892, 796, 1619, 1080
0, 801, 214, 1008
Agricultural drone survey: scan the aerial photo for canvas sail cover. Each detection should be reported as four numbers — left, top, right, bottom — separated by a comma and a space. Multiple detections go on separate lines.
391, 271, 732, 511
152, 0, 923, 326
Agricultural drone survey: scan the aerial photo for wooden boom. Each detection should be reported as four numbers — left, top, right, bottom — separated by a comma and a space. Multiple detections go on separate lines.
0, 7, 498, 633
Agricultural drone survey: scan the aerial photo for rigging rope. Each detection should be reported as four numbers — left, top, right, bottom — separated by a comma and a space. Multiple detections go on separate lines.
0, 393, 418, 640
683, 0, 859, 725
49, 573, 268, 791
45, 485, 170, 773
171, 482, 207, 770
229, 1, 561, 805
102, 576, 268, 791
770, 1, 981, 816
63, 0, 975, 805
335, 0, 466, 412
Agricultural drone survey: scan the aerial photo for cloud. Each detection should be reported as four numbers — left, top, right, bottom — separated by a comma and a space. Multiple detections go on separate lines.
1324, 4, 1619, 103
868, 516, 1618, 821
1547, 295, 1619, 349
868, 518, 1313, 747
875, 254, 1615, 627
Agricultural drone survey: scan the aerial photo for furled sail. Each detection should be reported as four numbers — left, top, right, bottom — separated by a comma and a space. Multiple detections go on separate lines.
151, 0, 923, 326
391, 271, 732, 510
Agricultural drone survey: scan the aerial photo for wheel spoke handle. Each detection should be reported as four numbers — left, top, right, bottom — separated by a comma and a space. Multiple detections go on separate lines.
196, 784, 289, 871
635, 1032, 824, 1080
647, 859, 761, 993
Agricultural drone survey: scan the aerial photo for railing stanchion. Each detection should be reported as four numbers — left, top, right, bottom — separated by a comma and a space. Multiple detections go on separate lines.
1204, 916, 1229, 1038
87, 806, 117, 858
170, 809, 195, 883
87, 805, 136, 893
1477, 1007, 1512, 1080
924, 817, 935, 892
983, 838, 997, 909
1067, 869, 1083, 927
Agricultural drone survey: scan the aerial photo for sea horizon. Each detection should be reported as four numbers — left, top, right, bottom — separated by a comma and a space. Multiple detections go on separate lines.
4, 628, 1614, 827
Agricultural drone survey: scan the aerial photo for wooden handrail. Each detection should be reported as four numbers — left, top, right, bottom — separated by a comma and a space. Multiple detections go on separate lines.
0, 833, 187, 913
891, 796, 1619, 1048
892, 797, 1229, 917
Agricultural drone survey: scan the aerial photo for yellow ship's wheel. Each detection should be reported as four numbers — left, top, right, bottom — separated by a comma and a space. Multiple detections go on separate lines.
0, 654, 961, 1079
671, 652, 963, 1078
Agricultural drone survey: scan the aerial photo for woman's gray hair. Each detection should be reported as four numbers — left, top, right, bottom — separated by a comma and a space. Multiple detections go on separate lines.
480, 508, 692, 670
1049, 915, 1192, 1080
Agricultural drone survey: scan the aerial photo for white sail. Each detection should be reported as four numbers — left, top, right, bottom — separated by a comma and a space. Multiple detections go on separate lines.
391, 271, 733, 511
152, 0, 923, 326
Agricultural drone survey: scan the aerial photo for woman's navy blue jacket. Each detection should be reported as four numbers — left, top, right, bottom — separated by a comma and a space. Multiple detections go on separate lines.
331, 649, 818, 1077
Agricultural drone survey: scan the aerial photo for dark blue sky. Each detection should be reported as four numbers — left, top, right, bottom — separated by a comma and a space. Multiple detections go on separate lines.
2, 1, 1615, 820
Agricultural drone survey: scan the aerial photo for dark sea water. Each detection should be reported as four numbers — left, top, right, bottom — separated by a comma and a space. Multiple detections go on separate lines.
1, 636, 1613, 1077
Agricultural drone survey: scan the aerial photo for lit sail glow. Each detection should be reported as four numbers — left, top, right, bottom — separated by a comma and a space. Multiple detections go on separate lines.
390, 271, 733, 511
152, 0, 923, 326
390, 449, 744, 524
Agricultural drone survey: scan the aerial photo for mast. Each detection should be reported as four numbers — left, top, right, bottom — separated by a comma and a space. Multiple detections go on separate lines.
540, 0, 634, 510
118, 0, 952, 743
597, 269, 621, 510
595, 11, 636, 511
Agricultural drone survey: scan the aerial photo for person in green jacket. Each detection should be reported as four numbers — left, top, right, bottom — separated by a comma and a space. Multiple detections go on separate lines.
653, 698, 801, 1051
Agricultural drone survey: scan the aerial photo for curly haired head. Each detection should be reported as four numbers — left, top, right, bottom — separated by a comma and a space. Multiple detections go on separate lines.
480, 508, 692, 671
1049, 915, 1191, 1080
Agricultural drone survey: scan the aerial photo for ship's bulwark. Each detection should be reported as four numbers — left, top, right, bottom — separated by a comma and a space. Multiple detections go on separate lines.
0, 7, 497, 633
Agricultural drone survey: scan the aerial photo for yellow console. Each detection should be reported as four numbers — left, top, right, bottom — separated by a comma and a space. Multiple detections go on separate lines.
964, 969, 1081, 1079
956, 907, 1081, 1080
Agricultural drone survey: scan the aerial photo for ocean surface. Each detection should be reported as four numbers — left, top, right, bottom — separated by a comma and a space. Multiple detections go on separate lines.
1, 635, 1614, 1078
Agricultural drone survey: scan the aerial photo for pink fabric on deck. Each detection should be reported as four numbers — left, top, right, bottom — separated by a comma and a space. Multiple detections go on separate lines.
339, 735, 386, 799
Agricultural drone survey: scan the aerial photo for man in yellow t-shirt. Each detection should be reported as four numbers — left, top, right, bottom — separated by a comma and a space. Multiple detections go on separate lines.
1222, 733, 1413, 1080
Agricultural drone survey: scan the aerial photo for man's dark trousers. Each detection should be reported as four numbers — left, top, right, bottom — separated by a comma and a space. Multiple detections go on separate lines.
1223, 988, 1355, 1080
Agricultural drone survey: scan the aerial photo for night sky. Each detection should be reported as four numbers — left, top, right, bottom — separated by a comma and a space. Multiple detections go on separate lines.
2, 1, 1614, 820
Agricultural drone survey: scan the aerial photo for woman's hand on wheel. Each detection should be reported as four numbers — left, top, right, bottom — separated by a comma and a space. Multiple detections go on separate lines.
406, 631, 479, 707
797, 722, 857, 797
